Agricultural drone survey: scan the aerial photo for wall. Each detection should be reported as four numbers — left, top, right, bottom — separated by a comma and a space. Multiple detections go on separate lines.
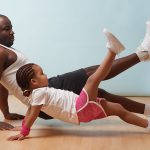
1, 0, 150, 96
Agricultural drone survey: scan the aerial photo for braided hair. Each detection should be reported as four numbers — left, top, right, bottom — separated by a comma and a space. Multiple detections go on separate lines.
0, 14, 7, 18
16, 63, 35, 97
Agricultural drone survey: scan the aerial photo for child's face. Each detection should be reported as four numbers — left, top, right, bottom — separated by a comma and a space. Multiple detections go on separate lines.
31, 65, 48, 88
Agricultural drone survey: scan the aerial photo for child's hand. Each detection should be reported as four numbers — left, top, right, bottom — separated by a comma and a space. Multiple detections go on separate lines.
7, 134, 25, 141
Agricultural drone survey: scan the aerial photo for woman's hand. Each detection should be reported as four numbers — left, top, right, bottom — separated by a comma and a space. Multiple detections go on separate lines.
5, 113, 24, 120
0, 122, 14, 130
7, 134, 25, 141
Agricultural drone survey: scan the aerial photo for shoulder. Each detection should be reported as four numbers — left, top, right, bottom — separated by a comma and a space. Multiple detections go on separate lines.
0, 47, 8, 70
0, 47, 8, 59
32, 87, 48, 99
31, 87, 49, 105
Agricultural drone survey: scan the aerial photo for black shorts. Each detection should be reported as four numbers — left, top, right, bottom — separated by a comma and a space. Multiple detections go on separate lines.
48, 68, 88, 95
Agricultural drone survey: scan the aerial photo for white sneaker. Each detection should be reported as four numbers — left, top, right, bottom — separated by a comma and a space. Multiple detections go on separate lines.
136, 21, 150, 61
103, 28, 125, 54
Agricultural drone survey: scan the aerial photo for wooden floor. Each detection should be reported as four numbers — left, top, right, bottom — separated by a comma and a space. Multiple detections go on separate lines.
0, 96, 150, 150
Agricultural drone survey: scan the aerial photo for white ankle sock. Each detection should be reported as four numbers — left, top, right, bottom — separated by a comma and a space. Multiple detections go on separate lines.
136, 51, 149, 61
144, 104, 150, 115
146, 118, 150, 132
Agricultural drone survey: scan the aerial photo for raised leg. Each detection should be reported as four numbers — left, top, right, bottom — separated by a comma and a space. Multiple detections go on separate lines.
84, 29, 124, 101
84, 50, 117, 100
84, 53, 140, 80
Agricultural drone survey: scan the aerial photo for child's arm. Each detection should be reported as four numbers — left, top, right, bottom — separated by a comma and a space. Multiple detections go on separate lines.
9, 106, 32, 131
7, 105, 42, 141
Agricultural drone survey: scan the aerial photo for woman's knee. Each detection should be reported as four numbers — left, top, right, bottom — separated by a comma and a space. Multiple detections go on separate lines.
114, 103, 128, 117
83, 65, 99, 76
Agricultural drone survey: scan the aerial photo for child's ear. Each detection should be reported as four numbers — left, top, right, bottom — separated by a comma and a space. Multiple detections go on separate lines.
30, 78, 37, 85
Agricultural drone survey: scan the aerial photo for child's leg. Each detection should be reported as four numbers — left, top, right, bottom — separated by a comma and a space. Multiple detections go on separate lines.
100, 100, 148, 128
84, 50, 116, 101
84, 29, 125, 101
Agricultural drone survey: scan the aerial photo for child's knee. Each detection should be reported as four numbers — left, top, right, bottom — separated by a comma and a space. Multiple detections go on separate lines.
86, 75, 101, 86
87, 76, 94, 83
110, 103, 127, 116
115, 103, 128, 117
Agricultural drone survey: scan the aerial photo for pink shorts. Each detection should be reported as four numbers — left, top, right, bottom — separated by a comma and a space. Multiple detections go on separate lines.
75, 89, 107, 123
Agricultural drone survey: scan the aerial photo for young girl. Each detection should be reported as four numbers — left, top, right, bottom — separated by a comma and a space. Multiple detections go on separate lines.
8, 29, 150, 141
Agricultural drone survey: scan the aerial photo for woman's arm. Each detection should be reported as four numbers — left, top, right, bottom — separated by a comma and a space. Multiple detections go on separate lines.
7, 105, 42, 141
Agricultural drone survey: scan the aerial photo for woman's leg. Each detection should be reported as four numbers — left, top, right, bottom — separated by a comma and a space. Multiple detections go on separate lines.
101, 100, 148, 128
84, 53, 140, 80
98, 88, 145, 114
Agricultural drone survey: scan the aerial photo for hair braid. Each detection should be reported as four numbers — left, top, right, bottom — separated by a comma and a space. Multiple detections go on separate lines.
16, 63, 35, 97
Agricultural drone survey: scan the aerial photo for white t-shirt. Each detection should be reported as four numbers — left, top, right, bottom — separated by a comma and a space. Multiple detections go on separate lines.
29, 87, 79, 124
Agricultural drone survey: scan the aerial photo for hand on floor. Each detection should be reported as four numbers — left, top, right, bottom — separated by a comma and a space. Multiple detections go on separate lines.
0, 122, 14, 130
7, 134, 25, 141
5, 113, 24, 120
